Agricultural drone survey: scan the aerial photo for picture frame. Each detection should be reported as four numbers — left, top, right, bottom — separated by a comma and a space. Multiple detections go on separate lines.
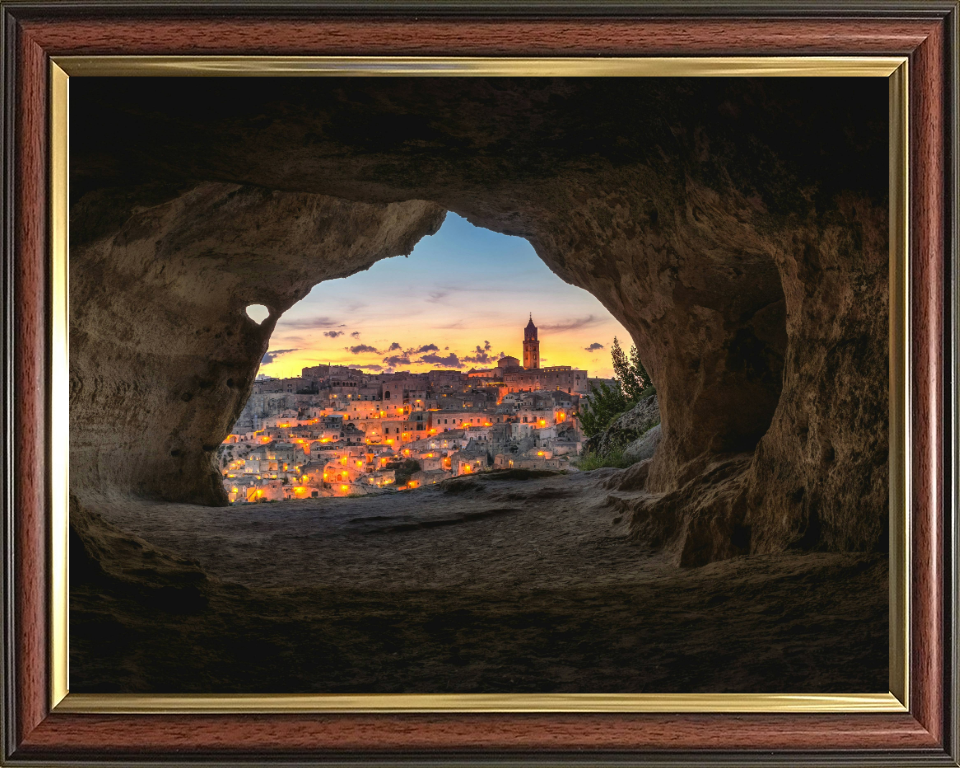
1, 1, 958, 765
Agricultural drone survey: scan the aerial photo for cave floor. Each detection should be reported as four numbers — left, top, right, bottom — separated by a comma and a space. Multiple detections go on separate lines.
71, 470, 888, 694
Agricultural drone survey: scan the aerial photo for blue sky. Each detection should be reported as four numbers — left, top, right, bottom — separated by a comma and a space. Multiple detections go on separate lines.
261, 213, 630, 378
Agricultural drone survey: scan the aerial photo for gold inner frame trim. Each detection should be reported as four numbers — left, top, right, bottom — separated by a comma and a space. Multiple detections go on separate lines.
55, 692, 905, 715
48, 55, 910, 715
53, 55, 906, 78
49, 61, 69, 710
887, 61, 910, 709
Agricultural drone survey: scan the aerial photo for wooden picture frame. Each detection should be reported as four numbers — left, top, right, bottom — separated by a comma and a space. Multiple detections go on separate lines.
1, 1, 957, 764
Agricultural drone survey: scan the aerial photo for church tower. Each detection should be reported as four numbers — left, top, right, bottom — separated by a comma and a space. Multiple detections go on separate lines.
523, 314, 540, 369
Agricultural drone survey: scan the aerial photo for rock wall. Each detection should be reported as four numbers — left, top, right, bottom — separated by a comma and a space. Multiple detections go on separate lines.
745, 195, 889, 554
69, 77, 889, 559
70, 183, 444, 504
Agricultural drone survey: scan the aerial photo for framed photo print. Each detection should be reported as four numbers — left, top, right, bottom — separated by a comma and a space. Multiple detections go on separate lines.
1, 2, 957, 765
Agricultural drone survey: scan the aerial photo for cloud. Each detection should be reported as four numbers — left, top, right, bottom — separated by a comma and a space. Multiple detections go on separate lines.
261, 348, 298, 365
464, 345, 495, 364
351, 331, 361, 339
379, 343, 441, 359
348, 344, 379, 355
418, 352, 464, 369
464, 354, 494, 364
463, 340, 497, 364
539, 315, 603, 333
585, 342, 605, 352
275, 316, 341, 331
350, 363, 383, 372
424, 282, 542, 301
383, 355, 412, 367
323, 330, 344, 338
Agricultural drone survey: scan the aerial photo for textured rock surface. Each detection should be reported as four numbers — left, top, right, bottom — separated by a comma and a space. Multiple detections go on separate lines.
624, 424, 662, 465
70, 77, 889, 560
587, 395, 661, 456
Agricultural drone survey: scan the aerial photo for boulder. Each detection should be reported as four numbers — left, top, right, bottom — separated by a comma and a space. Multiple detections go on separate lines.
613, 453, 754, 567
588, 395, 661, 457
624, 424, 662, 464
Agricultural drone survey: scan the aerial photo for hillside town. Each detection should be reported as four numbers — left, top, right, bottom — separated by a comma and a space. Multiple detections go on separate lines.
219, 316, 612, 502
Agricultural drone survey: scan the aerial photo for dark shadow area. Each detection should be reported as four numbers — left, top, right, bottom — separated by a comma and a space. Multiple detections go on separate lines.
71, 473, 887, 693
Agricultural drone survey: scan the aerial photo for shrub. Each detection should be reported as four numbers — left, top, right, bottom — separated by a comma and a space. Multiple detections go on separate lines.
574, 447, 635, 470
578, 380, 629, 438
579, 337, 656, 438
394, 459, 422, 486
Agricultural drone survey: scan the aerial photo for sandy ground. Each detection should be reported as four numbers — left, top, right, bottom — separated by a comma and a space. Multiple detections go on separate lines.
71, 469, 888, 693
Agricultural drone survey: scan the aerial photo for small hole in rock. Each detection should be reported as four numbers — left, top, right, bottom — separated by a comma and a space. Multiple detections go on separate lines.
245, 304, 270, 324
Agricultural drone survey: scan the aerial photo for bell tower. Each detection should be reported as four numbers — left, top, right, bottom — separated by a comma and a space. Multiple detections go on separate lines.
523, 314, 540, 369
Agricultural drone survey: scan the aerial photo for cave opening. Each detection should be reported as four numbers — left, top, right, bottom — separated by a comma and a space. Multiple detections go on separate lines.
220, 212, 634, 504
245, 303, 270, 325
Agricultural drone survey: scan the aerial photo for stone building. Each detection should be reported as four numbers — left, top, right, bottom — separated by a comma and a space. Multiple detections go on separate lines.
502, 366, 588, 395
224, 314, 588, 501
522, 314, 540, 369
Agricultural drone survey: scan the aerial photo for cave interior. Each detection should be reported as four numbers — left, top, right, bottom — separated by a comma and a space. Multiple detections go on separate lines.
65, 76, 891, 693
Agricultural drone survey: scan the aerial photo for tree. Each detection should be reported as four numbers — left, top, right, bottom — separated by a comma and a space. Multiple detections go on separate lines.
578, 337, 654, 438
610, 337, 651, 401
578, 380, 628, 437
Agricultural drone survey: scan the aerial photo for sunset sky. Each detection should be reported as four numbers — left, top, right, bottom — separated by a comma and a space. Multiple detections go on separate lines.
259, 213, 631, 380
